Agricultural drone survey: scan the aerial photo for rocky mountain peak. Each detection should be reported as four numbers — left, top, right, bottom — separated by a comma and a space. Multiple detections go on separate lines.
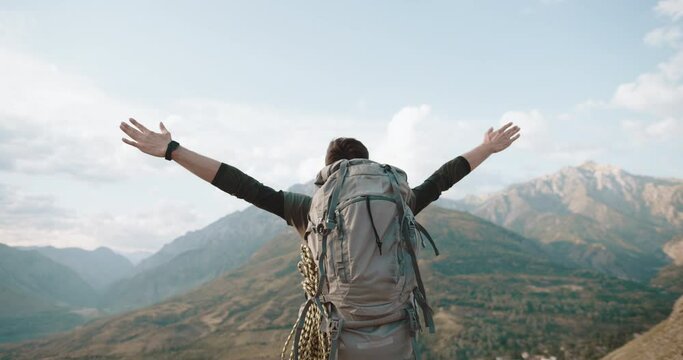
536, 160, 638, 196
556, 160, 628, 183
577, 160, 623, 173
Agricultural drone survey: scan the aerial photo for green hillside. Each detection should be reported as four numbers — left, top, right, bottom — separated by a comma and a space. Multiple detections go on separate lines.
0, 244, 98, 343
102, 204, 288, 312
0, 244, 98, 309
2, 206, 676, 359
602, 296, 683, 360
651, 264, 683, 295
24, 246, 134, 291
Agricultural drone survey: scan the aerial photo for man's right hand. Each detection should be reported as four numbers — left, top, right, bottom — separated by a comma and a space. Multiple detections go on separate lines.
120, 118, 172, 158
483, 121, 520, 154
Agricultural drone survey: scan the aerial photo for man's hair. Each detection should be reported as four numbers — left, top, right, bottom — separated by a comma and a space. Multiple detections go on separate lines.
325, 137, 369, 165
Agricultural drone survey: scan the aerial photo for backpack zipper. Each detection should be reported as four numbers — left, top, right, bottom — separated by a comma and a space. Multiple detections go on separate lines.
335, 194, 394, 211
365, 196, 383, 255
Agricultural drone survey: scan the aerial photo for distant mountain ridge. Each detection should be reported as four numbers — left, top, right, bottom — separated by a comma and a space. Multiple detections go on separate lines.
0, 244, 99, 343
0, 244, 98, 311
443, 160, 683, 281
101, 205, 287, 312
18, 246, 133, 291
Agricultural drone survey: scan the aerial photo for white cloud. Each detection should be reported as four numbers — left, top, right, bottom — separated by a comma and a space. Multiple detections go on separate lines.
611, 50, 683, 118
644, 26, 683, 48
0, 48, 158, 181
611, 72, 683, 116
499, 110, 550, 151
495, 110, 610, 167
574, 99, 609, 112
621, 117, 683, 143
80, 200, 209, 252
371, 105, 478, 186
374, 104, 431, 177
0, 183, 73, 229
0, 182, 209, 252
655, 0, 683, 20
647, 117, 683, 137
606, 6, 683, 150
658, 49, 683, 79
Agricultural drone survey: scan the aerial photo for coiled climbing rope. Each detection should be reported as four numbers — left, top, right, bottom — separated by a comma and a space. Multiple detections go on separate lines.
281, 243, 331, 360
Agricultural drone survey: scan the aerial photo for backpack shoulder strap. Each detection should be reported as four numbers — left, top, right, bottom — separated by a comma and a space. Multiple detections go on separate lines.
415, 220, 439, 256
323, 159, 349, 231
384, 165, 436, 333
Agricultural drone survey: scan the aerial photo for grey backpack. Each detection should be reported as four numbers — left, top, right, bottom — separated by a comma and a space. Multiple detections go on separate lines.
284, 158, 439, 360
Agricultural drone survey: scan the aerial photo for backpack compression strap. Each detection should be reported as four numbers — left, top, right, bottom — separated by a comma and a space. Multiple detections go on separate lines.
383, 165, 436, 334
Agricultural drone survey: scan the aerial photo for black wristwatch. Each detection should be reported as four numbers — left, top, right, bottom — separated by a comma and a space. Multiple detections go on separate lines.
165, 140, 180, 161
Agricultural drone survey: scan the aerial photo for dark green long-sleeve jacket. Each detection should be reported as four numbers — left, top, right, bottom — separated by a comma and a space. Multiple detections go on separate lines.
211, 156, 471, 238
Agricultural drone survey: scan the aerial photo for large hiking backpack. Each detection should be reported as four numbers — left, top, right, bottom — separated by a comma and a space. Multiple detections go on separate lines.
282, 158, 439, 360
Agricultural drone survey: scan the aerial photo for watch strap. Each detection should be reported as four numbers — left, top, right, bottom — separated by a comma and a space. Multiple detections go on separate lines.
165, 140, 180, 161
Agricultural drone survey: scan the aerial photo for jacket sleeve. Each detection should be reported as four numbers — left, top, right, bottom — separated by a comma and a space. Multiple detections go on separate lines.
210, 162, 286, 221
411, 155, 471, 215
283, 191, 313, 238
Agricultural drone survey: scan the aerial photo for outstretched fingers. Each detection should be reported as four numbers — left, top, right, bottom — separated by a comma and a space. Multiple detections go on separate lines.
129, 118, 151, 134
121, 137, 139, 148
497, 121, 513, 133
502, 125, 520, 139
120, 121, 144, 141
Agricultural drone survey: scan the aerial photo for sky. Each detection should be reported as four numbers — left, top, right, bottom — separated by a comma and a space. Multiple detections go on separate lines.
1, 0, 682, 255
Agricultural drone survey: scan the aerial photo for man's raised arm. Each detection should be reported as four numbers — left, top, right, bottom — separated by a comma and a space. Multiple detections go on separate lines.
411, 121, 521, 214
119, 117, 286, 220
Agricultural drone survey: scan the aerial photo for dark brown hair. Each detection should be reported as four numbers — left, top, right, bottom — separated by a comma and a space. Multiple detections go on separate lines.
325, 137, 369, 165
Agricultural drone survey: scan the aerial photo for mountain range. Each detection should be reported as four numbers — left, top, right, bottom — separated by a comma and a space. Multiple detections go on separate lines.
1, 205, 678, 359
0, 160, 681, 359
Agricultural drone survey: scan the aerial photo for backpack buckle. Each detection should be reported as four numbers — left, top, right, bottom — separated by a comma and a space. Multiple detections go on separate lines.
315, 222, 334, 236
326, 318, 343, 341
325, 216, 337, 230
406, 307, 420, 337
